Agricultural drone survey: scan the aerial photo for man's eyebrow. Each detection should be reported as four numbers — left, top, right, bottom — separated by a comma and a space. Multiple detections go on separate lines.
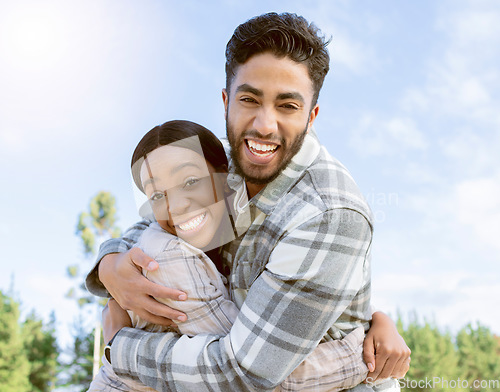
276, 92, 305, 103
235, 84, 305, 104
235, 83, 263, 97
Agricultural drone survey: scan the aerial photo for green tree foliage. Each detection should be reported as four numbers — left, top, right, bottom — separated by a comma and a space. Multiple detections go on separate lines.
398, 313, 460, 392
398, 313, 500, 392
22, 311, 59, 392
68, 191, 121, 308
456, 323, 500, 391
75, 191, 121, 257
68, 191, 121, 381
59, 316, 96, 392
0, 290, 30, 392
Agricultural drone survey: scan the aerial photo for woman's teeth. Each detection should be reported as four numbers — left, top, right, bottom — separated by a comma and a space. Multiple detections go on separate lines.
178, 212, 206, 231
247, 139, 278, 156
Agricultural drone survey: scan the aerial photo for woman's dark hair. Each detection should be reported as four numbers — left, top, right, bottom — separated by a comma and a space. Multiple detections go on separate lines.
225, 12, 330, 106
131, 120, 227, 192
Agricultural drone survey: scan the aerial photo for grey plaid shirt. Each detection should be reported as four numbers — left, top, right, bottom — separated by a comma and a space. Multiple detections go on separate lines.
86, 132, 374, 392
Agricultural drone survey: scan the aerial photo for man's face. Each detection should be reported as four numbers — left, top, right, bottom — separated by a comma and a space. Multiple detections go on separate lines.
222, 53, 319, 188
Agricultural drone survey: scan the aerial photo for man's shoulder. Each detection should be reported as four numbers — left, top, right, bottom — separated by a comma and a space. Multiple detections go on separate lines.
293, 145, 373, 225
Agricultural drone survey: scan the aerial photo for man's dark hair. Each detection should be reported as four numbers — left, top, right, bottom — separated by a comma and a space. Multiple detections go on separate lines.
225, 12, 330, 106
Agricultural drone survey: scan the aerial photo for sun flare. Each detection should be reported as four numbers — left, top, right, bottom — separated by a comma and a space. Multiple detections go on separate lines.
1, 5, 69, 68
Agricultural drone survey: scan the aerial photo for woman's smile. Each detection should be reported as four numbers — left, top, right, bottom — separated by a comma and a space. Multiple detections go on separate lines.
175, 211, 208, 233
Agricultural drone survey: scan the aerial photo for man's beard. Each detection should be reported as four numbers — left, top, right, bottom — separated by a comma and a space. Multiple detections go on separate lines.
226, 121, 308, 186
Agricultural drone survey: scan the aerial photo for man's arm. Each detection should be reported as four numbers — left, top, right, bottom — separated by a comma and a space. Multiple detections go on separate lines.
85, 219, 188, 326
364, 311, 411, 380
134, 244, 240, 336
85, 219, 152, 297
109, 209, 371, 391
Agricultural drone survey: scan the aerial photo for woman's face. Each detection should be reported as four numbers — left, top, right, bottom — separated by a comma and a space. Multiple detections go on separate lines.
140, 144, 227, 250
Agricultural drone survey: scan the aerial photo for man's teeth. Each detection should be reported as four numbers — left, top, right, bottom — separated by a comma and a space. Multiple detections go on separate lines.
247, 139, 278, 155
178, 213, 206, 231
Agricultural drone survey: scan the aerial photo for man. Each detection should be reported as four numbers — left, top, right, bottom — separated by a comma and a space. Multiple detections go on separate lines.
87, 12, 410, 391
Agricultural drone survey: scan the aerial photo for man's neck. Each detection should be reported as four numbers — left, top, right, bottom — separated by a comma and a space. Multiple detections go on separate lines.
246, 181, 266, 199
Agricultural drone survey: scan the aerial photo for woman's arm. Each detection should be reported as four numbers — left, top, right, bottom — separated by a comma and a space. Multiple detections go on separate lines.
86, 219, 152, 297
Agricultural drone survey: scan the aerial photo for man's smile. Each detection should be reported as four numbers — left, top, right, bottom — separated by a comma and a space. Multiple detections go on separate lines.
244, 138, 280, 164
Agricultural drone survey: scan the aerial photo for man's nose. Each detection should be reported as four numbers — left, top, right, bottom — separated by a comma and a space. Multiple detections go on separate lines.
253, 107, 278, 137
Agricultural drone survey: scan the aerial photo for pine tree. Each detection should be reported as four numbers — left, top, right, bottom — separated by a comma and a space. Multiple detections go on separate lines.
67, 191, 121, 379
59, 316, 95, 392
456, 322, 500, 392
22, 311, 59, 392
0, 290, 30, 392
397, 312, 463, 392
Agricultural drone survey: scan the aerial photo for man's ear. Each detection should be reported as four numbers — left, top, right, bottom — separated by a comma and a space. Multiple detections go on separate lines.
306, 104, 320, 133
222, 88, 229, 118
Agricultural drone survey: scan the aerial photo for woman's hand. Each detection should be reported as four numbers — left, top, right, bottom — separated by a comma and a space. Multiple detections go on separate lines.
363, 311, 411, 382
99, 247, 187, 326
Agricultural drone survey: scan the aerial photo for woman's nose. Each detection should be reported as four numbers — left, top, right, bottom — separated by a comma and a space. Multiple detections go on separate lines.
167, 190, 190, 215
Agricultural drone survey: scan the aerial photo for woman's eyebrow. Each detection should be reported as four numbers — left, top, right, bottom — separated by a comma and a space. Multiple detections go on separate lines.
143, 162, 204, 188
142, 177, 157, 189
170, 161, 202, 174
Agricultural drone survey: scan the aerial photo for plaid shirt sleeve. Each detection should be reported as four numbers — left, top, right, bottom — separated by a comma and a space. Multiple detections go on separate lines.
111, 208, 373, 392
134, 243, 239, 337
280, 326, 368, 392
85, 219, 151, 297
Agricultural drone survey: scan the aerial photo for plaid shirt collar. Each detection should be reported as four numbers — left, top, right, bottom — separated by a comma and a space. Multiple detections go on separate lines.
225, 129, 321, 215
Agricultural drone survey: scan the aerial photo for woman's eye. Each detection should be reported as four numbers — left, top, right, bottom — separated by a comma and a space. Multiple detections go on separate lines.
185, 178, 200, 187
150, 192, 164, 201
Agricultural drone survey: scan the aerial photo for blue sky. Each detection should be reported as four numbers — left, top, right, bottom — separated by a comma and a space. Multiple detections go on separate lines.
1, 0, 499, 351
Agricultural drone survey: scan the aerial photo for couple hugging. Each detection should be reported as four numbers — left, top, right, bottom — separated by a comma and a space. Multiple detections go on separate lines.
86, 12, 411, 392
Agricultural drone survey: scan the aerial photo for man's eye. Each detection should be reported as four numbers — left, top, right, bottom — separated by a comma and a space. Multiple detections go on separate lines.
240, 97, 257, 104
281, 103, 299, 110
150, 192, 164, 201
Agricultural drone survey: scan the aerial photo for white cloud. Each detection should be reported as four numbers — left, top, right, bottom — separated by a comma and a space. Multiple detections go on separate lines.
437, 2, 500, 52
329, 32, 375, 75
402, 1, 500, 126
399, 162, 444, 186
454, 174, 500, 250
373, 269, 500, 334
350, 115, 427, 156
296, 1, 381, 76
402, 170, 500, 252
439, 131, 498, 176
